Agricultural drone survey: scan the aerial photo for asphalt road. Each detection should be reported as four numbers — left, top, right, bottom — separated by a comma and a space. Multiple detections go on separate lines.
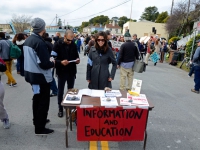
0, 52, 200, 150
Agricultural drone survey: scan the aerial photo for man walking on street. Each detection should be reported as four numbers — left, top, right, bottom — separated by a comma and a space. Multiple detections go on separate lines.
23, 18, 55, 135
191, 39, 200, 94
117, 35, 139, 91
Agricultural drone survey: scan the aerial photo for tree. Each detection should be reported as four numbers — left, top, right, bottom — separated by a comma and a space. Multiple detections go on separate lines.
155, 11, 169, 23
165, 0, 200, 37
11, 14, 32, 33
118, 16, 136, 28
57, 18, 62, 27
79, 21, 89, 32
91, 30, 98, 34
140, 6, 159, 22
118, 16, 129, 28
89, 15, 109, 25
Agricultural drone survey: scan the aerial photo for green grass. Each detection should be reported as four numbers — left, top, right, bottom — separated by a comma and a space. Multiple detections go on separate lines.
176, 61, 190, 72
165, 57, 190, 72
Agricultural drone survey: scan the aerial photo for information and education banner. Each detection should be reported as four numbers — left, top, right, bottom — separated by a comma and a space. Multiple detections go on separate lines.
77, 106, 148, 141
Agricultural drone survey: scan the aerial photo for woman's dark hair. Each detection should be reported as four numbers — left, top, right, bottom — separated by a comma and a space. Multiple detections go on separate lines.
0, 32, 5, 39
95, 31, 108, 52
42, 33, 49, 39
16, 33, 25, 41
12, 34, 18, 44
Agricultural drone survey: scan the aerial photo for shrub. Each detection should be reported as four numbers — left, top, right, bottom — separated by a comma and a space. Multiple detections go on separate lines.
168, 37, 180, 44
185, 34, 200, 57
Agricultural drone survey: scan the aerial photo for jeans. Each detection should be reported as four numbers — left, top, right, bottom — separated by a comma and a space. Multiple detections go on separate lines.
0, 81, 8, 120
32, 83, 50, 133
5, 60, 16, 84
50, 69, 58, 94
116, 52, 119, 62
16, 58, 20, 72
188, 64, 194, 76
194, 66, 200, 91
77, 47, 80, 53
57, 73, 75, 111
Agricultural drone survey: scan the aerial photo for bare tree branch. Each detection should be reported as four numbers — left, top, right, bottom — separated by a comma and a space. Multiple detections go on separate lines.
11, 14, 32, 33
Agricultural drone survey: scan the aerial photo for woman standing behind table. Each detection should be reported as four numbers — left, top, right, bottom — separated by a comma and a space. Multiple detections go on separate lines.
86, 31, 117, 90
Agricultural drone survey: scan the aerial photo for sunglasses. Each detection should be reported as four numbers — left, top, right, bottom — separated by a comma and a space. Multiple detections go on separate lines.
66, 38, 73, 42
97, 39, 105, 42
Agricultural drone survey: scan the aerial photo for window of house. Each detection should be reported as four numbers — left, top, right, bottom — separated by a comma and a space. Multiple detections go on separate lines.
110, 28, 112, 31
115, 29, 118, 33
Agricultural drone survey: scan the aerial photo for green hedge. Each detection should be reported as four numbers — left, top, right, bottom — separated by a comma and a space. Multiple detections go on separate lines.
185, 34, 200, 57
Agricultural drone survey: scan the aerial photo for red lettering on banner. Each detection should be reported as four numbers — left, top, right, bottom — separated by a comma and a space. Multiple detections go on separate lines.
77, 107, 148, 141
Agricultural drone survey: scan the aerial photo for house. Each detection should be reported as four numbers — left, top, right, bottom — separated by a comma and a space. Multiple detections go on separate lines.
104, 20, 121, 35
83, 24, 104, 34
83, 26, 91, 34
0, 24, 13, 33
91, 24, 104, 32
122, 20, 168, 39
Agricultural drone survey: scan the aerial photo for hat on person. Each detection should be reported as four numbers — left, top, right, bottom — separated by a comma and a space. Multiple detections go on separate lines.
31, 18, 46, 33
196, 39, 200, 43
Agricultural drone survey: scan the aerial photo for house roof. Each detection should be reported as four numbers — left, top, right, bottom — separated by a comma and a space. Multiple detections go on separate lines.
105, 24, 121, 29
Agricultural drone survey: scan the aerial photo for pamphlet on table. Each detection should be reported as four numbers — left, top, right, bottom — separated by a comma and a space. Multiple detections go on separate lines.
100, 97, 119, 106
105, 90, 122, 97
63, 94, 82, 104
78, 89, 105, 97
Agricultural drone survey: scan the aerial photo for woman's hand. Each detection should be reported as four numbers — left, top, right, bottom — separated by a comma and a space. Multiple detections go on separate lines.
87, 80, 91, 83
108, 78, 112, 81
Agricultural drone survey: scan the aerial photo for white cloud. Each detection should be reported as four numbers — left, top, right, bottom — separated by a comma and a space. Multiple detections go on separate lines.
0, 0, 173, 26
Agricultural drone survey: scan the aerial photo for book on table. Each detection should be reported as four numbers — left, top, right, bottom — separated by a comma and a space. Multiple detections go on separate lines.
100, 97, 119, 106
120, 93, 149, 106
105, 90, 122, 97
131, 79, 142, 94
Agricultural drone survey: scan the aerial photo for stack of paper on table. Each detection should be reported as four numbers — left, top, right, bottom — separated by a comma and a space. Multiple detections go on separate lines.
131, 79, 142, 94
120, 93, 149, 106
100, 97, 118, 106
105, 90, 122, 97
63, 94, 82, 104
78, 89, 105, 97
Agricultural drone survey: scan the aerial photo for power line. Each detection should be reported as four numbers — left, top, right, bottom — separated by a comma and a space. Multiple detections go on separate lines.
49, 17, 56, 26
66, 0, 131, 23
58, 0, 94, 18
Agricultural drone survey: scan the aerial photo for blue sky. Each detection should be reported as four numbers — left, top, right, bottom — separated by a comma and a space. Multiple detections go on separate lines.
0, 0, 175, 26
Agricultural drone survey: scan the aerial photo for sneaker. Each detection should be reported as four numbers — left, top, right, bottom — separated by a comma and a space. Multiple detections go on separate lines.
50, 93, 57, 97
12, 83, 17, 87
2, 119, 10, 129
191, 89, 199, 94
35, 128, 54, 135
6, 83, 11, 86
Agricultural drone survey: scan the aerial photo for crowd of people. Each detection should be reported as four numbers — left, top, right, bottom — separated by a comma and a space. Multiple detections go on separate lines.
0, 17, 199, 134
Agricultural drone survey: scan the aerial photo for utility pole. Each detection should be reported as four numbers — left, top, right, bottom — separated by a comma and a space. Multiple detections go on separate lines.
56, 14, 58, 25
130, 0, 133, 21
170, 0, 174, 15
63, 20, 65, 26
